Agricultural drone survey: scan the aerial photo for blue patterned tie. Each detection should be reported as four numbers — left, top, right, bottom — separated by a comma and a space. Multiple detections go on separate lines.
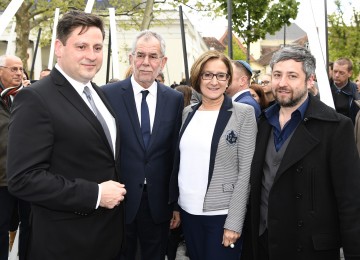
141, 90, 151, 149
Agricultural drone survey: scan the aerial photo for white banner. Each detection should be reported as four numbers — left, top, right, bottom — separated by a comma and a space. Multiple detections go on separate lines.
295, 0, 334, 108
6, 22, 16, 55
85, 0, 95, 13
0, 0, 24, 37
109, 8, 120, 79
48, 8, 60, 69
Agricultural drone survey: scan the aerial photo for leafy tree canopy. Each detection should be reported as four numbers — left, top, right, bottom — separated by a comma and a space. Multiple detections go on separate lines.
328, 0, 360, 78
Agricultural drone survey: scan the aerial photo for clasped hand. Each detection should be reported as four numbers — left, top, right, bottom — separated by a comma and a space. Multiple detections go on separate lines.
99, 180, 126, 209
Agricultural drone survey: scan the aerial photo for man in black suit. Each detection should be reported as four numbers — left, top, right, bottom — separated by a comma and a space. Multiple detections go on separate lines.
7, 11, 126, 260
102, 30, 183, 260
242, 46, 360, 260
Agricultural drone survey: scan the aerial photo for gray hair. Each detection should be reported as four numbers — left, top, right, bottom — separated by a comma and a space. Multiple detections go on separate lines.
131, 30, 166, 56
270, 45, 316, 81
0, 55, 22, 67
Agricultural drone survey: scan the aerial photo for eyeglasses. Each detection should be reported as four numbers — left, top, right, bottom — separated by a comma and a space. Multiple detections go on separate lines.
201, 72, 229, 81
260, 80, 270, 86
133, 52, 163, 62
0, 66, 24, 73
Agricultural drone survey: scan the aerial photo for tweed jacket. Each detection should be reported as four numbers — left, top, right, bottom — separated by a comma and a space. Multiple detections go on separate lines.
169, 95, 257, 233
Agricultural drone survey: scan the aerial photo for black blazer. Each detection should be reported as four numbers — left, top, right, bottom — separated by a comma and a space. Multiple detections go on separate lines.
242, 95, 360, 260
7, 68, 124, 260
102, 78, 183, 224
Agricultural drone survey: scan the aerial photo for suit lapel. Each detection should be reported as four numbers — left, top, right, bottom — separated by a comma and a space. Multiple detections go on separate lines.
148, 83, 166, 151
121, 83, 145, 150
53, 69, 113, 156
274, 123, 319, 182
92, 83, 118, 158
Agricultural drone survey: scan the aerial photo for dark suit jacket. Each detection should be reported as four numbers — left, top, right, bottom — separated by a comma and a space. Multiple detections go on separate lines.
242, 95, 360, 260
102, 78, 183, 224
7, 68, 124, 260
234, 91, 261, 119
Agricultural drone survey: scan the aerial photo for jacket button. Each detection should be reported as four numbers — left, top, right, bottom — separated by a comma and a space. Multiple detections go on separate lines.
297, 220, 304, 227
297, 245, 303, 252
296, 193, 302, 199
296, 167, 303, 173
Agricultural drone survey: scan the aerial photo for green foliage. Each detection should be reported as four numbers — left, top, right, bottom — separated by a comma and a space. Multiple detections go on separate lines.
224, 38, 246, 60
216, 0, 299, 60
328, 0, 360, 79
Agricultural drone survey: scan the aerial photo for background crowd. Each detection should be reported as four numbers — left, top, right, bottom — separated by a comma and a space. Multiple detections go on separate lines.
1, 10, 360, 260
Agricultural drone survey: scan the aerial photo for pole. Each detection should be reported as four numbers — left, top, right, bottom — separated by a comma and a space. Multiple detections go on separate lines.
30, 28, 41, 80
227, 0, 233, 59
324, 0, 329, 77
48, 8, 60, 69
179, 6, 189, 85
108, 8, 120, 79
106, 27, 111, 84
283, 24, 286, 47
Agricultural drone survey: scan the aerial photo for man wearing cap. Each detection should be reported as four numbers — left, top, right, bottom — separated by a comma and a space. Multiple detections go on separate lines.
226, 60, 261, 119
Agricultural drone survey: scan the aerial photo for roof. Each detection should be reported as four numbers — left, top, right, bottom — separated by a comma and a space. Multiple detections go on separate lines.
218, 29, 256, 62
265, 23, 306, 41
203, 37, 226, 52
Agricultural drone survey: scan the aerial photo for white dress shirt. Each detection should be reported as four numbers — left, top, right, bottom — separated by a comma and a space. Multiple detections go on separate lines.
131, 76, 157, 132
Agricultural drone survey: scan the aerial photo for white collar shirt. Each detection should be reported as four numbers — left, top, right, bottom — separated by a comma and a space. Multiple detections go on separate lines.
131, 75, 157, 133
55, 64, 116, 157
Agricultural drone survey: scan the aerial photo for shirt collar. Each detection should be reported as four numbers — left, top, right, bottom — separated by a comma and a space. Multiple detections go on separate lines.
232, 89, 250, 101
55, 64, 91, 95
131, 75, 158, 97
265, 96, 309, 120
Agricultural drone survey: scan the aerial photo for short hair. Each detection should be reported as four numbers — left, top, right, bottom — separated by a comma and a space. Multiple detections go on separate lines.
131, 30, 166, 57
157, 72, 165, 83
334, 57, 353, 71
175, 85, 192, 107
190, 50, 233, 94
329, 61, 334, 69
231, 60, 252, 84
0, 55, 21, 67
56, 10, 105, 45
270, 45, 316, 81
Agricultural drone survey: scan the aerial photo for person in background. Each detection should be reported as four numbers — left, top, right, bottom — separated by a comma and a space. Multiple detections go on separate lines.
242, 45, 360, 260
330, 57, 360, 124
7, 11, 126, 259
175, 84, 192, 107
0, 54, 24, 260
39, 68, 51, 80
108, 78, 120, 84
250, 83, 269, 110
22, 71, 31, 87
355, 72, 360, 93
169, 50, 257, 260
259, 73, 276, 107
355, 99, 360, 154
156, 72, 165, 84
102, 30, 183, 260
328, 61, 334, 85
308, 80, 320, 99
226, 60, 261, 120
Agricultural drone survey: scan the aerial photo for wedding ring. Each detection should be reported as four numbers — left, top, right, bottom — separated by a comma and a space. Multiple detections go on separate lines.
230, 243, 235, 248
